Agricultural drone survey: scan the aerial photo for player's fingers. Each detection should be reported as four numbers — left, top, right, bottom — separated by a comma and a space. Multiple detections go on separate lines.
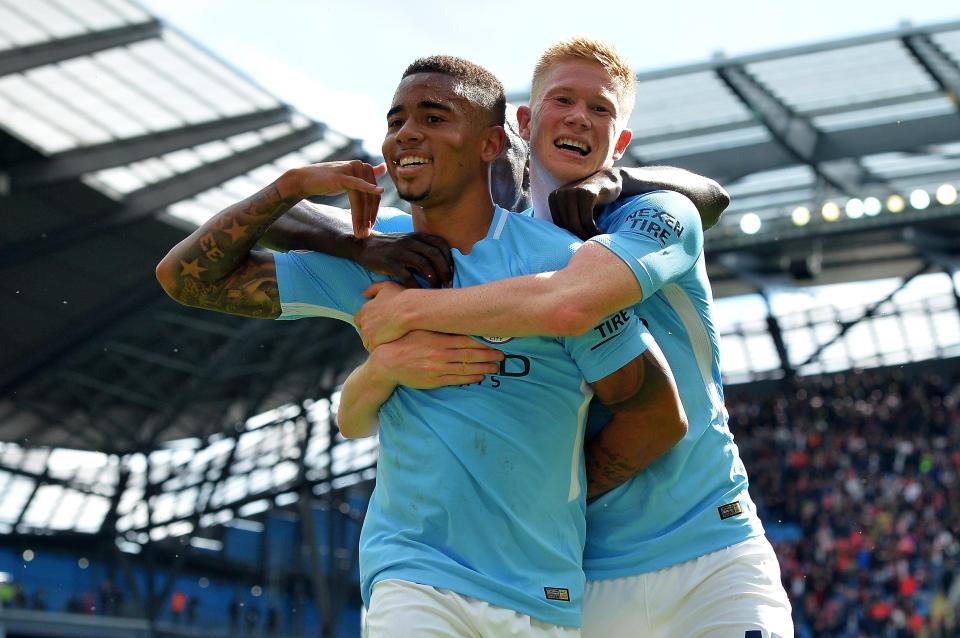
579, 191, 600, 239
362, 282, 391, 299
411, 233, 455, 278
402, 251, 443, 288
448, 348, 505, 363
362, 163, 380, 235
551, 189, 582, 238
412, 245, 453, 287
437, 374, 486, 386
444, 361, 501, 376
340, 175, 386, 195
347, 189, 365, 236
439, 335, 497, 349
371, 162, 388, 180
397, 270, 419, 289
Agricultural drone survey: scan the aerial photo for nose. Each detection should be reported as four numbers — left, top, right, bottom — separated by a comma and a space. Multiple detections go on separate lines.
563, 101, 591, 129
397, 118, 423, 143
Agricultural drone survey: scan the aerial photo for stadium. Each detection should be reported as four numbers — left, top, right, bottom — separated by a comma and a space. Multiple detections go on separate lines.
1, 1, 959, 637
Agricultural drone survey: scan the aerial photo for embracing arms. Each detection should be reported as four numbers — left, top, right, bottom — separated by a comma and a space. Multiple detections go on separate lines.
356, 241, 641, 346
336, 331, 504, 438
336, 329, 686, 498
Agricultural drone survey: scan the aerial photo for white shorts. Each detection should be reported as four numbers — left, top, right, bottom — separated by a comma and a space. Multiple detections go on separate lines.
364, 579, 580, 638
583, 536, 793, 638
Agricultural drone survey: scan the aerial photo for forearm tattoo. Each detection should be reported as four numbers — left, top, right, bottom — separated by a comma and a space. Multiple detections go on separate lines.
585, 441, 637, 499
165, 183, 300, 318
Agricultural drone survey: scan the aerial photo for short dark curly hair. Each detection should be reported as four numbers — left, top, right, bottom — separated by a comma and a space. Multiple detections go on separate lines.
403, 55, 506, 126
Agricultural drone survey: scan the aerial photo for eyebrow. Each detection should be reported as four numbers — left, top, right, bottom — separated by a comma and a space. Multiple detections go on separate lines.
386, 99, 455, 119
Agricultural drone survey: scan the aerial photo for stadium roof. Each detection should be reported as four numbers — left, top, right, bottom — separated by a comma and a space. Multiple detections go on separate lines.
0, 0, 372, 456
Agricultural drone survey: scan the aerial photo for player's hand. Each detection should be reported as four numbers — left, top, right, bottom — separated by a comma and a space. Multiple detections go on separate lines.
548, 168, 623, 240
357, 281, 409, 350
347, 162, 388, 238
356, 233, 454, 289
286, 161, 386, 233
369, 330, 504, 389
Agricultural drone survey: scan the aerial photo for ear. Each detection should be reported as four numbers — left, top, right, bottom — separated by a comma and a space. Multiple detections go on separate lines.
612, 128, 633, 161
517, 105, 532, 141
481, 125, 506, 163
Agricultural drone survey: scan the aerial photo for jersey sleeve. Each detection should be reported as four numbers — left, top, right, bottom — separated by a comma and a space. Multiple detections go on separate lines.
273, 250, 376, 323
588, 191, 703, 300
372, 207, 413, 233
562, 306, 653, 383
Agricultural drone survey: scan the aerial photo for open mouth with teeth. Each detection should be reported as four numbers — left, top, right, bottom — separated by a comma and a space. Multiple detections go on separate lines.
554, 138, 590, 157
397, 156, 432, 167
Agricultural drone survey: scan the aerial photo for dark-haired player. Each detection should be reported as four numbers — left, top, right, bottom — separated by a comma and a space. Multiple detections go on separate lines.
156, 56, 685, 637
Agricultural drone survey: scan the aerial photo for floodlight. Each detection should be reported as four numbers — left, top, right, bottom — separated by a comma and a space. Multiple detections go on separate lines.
791, 206, 811, 226
740, 213, 762, 234
863, 197, 882, 216
935, 184, 957, 206
909, 189, 930, 210
845, 198, 864, 219
887, 194, 905, 213
821, 202, 840, 221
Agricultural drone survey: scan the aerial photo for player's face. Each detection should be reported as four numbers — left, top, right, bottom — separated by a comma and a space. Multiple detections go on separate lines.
523, 58, 632, 186
383, 73, 494, 207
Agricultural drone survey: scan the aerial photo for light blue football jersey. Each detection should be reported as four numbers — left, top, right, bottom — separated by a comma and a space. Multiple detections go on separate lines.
583, 190, 764, 580
273, 206, 650, 627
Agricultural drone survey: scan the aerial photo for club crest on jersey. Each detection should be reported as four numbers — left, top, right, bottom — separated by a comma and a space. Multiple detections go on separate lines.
479, 336, 514, 344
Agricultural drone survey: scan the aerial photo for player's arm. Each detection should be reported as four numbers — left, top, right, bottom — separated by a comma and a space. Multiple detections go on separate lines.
336, 331, 504, 438
260, 200, 455, 288
586, 344, 687, 499
155, 161, 384, 318
548, 166, 729, 239
355, 192, 701, 348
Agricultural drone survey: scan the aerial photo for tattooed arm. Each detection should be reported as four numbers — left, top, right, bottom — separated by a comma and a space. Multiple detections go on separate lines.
155, 161, 384, 318
586, 344, 687, 500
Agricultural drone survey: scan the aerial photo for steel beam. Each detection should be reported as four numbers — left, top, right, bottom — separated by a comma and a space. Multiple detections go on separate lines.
799, 261, 931, 368
715, 64, 880, 195
0, 21, 162, 77
902, 34, 960, 113
0, 124, 333, 268
649, 111, 960, 183
4, 107, 293, 189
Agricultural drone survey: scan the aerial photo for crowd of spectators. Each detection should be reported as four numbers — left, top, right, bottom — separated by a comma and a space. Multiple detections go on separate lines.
729, 365, 960, 638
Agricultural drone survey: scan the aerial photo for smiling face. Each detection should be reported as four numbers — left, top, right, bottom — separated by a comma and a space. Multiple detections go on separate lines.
383, 72, 503, 209
522, 58, 633, 187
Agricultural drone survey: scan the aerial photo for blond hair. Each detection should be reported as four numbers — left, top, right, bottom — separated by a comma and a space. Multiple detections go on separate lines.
530, 36, 636, 123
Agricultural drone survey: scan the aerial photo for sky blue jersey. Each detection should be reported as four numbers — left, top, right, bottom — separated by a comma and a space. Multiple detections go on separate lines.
583, 191, 765, 580
273, 206, 650, 627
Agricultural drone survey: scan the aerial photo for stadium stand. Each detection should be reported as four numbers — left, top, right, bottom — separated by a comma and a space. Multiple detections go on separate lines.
2, 1, 960, 636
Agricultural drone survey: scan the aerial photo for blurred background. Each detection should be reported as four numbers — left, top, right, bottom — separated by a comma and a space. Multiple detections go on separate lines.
2, 1, 960, 637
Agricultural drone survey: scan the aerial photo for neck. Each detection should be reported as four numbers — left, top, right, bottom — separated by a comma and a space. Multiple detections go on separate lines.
529, 159, 562, 222
409, 178, 496, 253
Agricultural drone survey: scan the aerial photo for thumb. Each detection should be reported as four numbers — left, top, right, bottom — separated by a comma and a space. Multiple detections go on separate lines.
372, 162, 388, 180
363, 281, 390, 299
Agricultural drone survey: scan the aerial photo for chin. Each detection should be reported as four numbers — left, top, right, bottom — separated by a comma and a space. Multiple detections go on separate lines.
399, 188, 430, 203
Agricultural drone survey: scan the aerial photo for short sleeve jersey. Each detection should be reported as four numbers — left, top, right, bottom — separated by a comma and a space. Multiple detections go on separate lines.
273, 206, 649, 627
582, 191, 764, 579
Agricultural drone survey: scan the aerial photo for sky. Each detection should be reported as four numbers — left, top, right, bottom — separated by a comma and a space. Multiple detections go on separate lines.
139, 0, 960, 153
